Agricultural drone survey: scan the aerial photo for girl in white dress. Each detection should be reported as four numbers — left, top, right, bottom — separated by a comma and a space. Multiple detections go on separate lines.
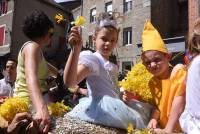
63, 12, 145, 129
179, 18, 200, 134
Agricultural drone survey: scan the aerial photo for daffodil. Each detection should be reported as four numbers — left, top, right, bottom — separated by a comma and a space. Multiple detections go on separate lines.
48, 100, 71, 116
127, 123, 134, 133
71, 16, 85, 27
55, 13, 65, 24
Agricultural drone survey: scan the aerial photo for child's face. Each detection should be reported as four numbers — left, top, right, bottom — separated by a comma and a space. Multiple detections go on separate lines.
93, 27, 118, 59
142, 50, 171, 78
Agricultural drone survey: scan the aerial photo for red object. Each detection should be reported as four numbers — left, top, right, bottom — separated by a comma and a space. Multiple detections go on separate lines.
0, 25, 5, 46
184, 55, 190, 64
131, 95, 140, 101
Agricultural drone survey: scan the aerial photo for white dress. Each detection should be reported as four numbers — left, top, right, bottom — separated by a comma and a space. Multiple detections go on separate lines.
66, 51, 145, 129
180, 56, 200, 134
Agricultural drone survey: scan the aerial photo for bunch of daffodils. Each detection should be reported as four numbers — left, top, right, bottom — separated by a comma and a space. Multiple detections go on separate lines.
119, 63, 153, 103
0, 97, 29, 123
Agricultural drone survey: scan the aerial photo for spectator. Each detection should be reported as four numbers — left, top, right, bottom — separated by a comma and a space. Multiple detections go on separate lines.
0, 58, 17, 97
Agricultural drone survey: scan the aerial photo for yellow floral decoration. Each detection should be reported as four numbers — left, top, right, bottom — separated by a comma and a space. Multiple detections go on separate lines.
127, 123, 134, 133
127, 123, 152, 134
55, 13, 65, 24
0, 97, 29, 123
48, 100, 71, 116
119, 63, 153, 103
71, 16, 85, 27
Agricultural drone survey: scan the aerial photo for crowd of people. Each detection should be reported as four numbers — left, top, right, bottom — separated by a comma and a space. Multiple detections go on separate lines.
0, 9, 200, 134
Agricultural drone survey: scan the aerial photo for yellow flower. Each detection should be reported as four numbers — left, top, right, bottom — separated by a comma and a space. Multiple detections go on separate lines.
0, 97, 29, 123
127, 123, 134, 133
119, 63, 153, 103
48, 100, 71, 116
55, 13, 65, 24
72, 16, 85, 26
134, 128, 152, 134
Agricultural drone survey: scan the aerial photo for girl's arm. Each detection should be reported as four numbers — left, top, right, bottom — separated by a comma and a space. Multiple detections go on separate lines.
64, 26, 91, 87
164, 93, 185, 133
47, 62, 58, 77
23, 43, 50, 133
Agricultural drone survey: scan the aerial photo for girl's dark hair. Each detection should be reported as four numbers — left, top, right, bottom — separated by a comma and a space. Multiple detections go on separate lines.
94, 12, 120, 37
22, 10, 54, 39
188, 18, 200, 55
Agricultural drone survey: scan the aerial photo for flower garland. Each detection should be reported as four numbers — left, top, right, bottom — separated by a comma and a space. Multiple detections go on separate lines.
48, 100, 71, 116
119, 63, 153, 103
0, 97, 29, 123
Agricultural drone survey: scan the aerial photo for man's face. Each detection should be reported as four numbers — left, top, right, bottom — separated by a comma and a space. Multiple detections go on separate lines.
5, 60, 17, 77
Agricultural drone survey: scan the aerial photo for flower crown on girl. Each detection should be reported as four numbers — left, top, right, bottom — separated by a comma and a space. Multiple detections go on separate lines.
96, 12, 124, 29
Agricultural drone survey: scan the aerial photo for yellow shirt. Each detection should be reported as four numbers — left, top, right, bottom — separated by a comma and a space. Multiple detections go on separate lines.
149, 68, 186, 131
14, 41, 49, 100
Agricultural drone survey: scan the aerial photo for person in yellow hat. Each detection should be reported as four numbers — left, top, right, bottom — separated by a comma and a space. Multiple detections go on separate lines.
123, 20, 186, 133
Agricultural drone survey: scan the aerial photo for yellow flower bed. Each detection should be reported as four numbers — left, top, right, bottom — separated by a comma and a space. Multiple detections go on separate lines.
0, 97, 29, 123
119, 63, 153, 103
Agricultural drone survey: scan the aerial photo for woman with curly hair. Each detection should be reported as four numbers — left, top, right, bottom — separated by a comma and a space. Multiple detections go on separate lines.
14, 10, 58, 133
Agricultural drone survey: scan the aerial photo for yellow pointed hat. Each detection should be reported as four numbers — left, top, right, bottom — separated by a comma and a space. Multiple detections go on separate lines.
142, 20, 168, 53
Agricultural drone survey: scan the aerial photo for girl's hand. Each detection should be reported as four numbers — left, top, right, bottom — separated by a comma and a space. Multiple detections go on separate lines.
122, 90, 137, 102
147, 118, 158, 130
7, 112, 32, 134
68, 26, 82, 51
154, 128, 168, 134
33, 105, 50, 133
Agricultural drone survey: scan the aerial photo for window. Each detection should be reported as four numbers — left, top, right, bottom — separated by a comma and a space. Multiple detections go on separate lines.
0, 25, 5, 46
123, 27, 132, 46
90, 8, 96, 23
0, 0, 8, 16
123, 0, 132, 13
105, 1, 112, 13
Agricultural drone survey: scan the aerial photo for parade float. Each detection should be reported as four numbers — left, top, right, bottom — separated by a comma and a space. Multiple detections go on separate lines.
0, 15, 153, 134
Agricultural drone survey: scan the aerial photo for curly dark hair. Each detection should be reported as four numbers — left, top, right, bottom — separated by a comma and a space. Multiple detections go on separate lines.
22, 10, 54, 39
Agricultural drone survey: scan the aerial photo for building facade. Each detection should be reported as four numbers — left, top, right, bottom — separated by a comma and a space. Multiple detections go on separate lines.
79, 0, 151, 72
0, 0, 71, 73
73, 0, 188, 73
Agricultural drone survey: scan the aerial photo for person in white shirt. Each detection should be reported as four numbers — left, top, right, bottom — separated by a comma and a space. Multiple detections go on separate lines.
0, 58, 17, 98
